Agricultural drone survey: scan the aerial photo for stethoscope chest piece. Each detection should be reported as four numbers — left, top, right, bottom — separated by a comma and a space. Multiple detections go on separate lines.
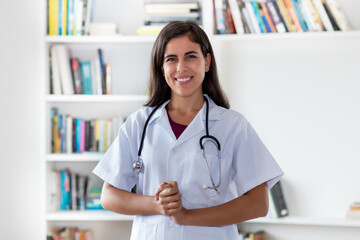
133, 156, 143, 173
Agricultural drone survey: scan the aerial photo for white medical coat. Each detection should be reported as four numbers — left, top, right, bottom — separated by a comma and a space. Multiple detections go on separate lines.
93, 95, 283, 240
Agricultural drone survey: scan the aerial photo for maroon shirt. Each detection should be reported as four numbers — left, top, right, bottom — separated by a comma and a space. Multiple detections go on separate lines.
165, 104, 187, 139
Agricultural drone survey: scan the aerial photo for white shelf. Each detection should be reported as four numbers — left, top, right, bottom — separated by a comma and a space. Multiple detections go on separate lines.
244, 216, 360, 228
46, 210, 134, 221
45, 94, 149, 103
213, 30, 360, 41
45, 35, 156, 44
46, 153, 104, 162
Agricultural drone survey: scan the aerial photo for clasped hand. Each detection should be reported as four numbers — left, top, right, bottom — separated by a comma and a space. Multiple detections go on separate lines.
154, 181, 187, 224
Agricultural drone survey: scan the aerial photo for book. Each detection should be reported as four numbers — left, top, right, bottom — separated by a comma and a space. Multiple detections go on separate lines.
97, 49, 106, 94
54, 45, 74, 95
276, 0, 295, 32
325, 0, 351, 31
296, 0, 314, 32
266, 0, 286, 33
245, 1, 261, 33
270, 180, 289, 217
105, 63, 111, 95
214, 0, 227, 34
74, 0, 84, 35
303, 0, 324, 31
228, 0, 245, 34
312, 0, 333, 31
290, 0, 308, 31
260, 2, 276, 33
66, 0, 75, 35
71, 58, 82, 94
322, 0, 340, 30
283, 0, 303, 32
89, 22, 118, 35
48, 0, 59, 35
80, 61, 92, 94
251, 1, 266, 33
242, 3, 255, 33
50, 46, 62, 94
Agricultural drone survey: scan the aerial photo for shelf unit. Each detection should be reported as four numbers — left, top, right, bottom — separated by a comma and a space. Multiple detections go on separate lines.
42, 0, 360, 239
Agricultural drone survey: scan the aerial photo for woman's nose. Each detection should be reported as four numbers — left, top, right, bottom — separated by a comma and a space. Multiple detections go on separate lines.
176, 59, 187, 72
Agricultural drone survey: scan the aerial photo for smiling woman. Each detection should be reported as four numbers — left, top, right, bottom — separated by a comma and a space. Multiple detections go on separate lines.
93, 21, 283, 240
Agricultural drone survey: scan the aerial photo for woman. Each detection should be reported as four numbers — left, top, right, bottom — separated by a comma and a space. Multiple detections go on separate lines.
93, 21, 283, 240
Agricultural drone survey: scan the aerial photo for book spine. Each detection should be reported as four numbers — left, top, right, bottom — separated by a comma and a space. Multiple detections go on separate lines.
251, 1, 266, 33
80, 61, 92, 95
80, 119, 85, 152
214, 0, 227, 34
245, 1, 261, 33
303, 0, 324, 31
276, 0, 295, 32
241, 5, 255, 33
48, 0, 59, 35
312, 0, 334, 31
75, 118, 81, 152
266, 0, 286, 33
322, 0, 340, 30
283, 0, 303, 32
291, 0, 308, 31
62, 0, 68, 35
296, 0, 314, 32
228, 0, 245, 34
270, 181, 289, 217
105, 63, 111, 95
261, 2, 276, 32
66, 115, 72, 154
97, 49, 106, 94
325, 0, 351, 31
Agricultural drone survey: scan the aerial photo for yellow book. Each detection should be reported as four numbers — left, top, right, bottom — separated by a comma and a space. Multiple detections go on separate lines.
53, 114, 61, 153
48, 0, 59, 35
103, 120, 108, 152
276, 0, 295, 32
62, 0, 67, 35
95, 120, 100, 151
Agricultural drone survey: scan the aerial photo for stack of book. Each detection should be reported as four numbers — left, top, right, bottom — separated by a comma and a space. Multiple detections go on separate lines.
47, 227, 93, 240
137, 0, 201, 35
213, 0, 351, 35
50, 46, 111, 95
50, 108, 125, 154
268, 180, 289, 218
346, 202, 360, 219
48, 0, 94, 36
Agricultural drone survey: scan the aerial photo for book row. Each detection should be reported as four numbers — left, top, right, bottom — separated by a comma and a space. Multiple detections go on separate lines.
50, 45, 111, 95
49, 168, 102, 211
137, 1, 201, 35
214, 0, 351, 35
48, 0, 93, 36
51, 108, 124, 154
47, 227, 93, 240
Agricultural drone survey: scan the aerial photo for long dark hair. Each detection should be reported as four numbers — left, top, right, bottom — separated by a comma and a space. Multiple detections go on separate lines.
145, 21, 230, 109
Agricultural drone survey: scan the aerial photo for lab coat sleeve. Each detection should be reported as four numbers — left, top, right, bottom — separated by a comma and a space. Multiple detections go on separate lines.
231, 118, 283, 196
92, 125, 136, 192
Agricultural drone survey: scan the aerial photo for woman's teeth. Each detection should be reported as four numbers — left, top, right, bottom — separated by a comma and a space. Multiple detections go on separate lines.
177, 77, 191, 82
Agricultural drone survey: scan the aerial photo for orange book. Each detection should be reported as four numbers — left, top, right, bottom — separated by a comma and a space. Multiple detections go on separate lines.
283, 0, 303, 32
260, 2, 276, 33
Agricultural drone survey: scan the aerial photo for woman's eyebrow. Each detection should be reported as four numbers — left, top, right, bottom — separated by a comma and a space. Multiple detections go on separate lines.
185, 51, 199, 55
164, 54, 177, 59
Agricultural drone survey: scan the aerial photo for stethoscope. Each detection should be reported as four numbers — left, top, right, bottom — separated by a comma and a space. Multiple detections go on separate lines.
133, 97, 222, 193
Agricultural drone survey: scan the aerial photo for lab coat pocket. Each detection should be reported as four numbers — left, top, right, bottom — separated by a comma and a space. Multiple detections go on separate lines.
130, 221, 158, 240
181, 151, 225, 209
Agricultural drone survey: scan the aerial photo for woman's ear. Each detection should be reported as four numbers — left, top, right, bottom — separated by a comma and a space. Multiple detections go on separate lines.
205, 53, 211, 72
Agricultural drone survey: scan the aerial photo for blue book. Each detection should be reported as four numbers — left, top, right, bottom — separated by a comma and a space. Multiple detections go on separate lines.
291, 0, 307, 31
251, 1, 265, 33
262, 15, 272, 32
80, 61, 93, 94
58, 0, 63, 35
60, 170, 67, 210
75, 118, 82, 152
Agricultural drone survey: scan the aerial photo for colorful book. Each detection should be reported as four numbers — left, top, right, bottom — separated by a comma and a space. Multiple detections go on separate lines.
251, 1, 266, 33
312, 0, 334, 31
290, 0, 308, 31
283, 0, 303, 32
296, 0, 314, 32
261, 2, 276, 32
228, 0, 245, 34
245, 1, 261, 33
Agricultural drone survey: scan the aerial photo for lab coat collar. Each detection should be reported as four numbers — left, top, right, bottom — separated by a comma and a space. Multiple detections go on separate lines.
148, 95, 223, 145
147, 94, 222, 126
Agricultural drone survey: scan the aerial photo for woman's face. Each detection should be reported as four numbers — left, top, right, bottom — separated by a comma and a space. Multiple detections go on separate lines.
162, 34, 211, 100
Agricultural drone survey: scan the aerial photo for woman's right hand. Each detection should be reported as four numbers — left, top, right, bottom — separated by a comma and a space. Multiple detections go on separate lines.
154, 181, 182, 216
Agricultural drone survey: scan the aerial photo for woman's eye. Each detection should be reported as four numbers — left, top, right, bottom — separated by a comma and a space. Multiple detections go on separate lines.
166, 58, 175, 62
187, 55, 197, 60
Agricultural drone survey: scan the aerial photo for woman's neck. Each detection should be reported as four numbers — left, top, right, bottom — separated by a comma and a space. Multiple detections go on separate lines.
167, 93, 205, 125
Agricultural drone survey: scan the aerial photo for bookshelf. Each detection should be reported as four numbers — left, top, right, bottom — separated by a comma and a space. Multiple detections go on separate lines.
42, 0, 360, 239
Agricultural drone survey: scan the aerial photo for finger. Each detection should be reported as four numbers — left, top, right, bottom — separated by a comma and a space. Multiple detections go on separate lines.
159, 187, 179, 198
155, 182, 172, 201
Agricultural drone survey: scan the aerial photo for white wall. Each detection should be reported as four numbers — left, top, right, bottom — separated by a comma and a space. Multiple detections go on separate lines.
0, 0, 43, 239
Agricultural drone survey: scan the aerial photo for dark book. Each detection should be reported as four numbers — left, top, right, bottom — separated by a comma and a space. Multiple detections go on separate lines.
85, 120, 91, 151
270, 180, 289, 217
97, 49, 106, 94
272, 0, 289, 32
322, 1, 340, 31
71, 58, 82, 94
